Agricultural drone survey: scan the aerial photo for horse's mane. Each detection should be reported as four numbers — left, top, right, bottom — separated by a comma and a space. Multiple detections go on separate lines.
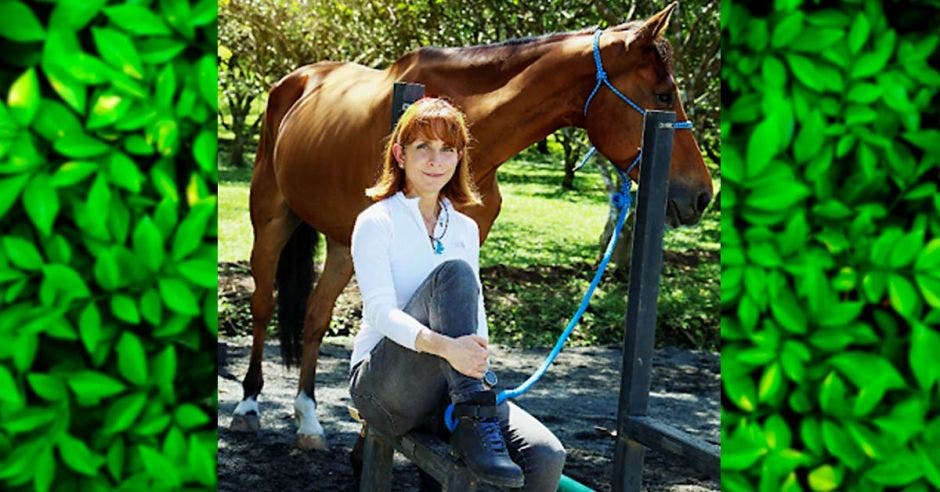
392, 21, 673, 75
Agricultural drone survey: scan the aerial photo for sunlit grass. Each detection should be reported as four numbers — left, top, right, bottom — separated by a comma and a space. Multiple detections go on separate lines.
218, 145, 720, 348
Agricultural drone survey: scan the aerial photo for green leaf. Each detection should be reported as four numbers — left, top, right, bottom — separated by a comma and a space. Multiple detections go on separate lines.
0, 2, 45, 42
821, 420, 864, 469
79, 303, 101, 354
874, 397, 926, 444
889, 274, 920, 319
44, 68, 86, 113
51, 161, 98, 188
111, 295, 141, 325
93, 249, 120, 291
0, 174, 31, 220
87, 91, 132, 129
724, 374, 757, 412
158, 278, 200, 315
104, 4, 172, 36
172, 200, 214, 260
91, 27, 143, 79
793, 110, 825, 162
851, 31, 895, 79
916, 275, 940, 308
49, 2, 104, 29
911, 323, 940, 390
819, 372, 847, 415
847, 14, 869, 54
196, 54, 217, 111
107, 151, 144, 192
0, 365, 24, 406
178, 258, 216, 288
7, 68, 41, 126
758, 363, 783, 403
193, 129, 216, 173
3, 235, 44, 270
131, 217, 165, 273
103, 393, 148, 434
138, 38, 187, 64
770, 288, 806, 334
2, 407, 57, 434
116, 332, 148, 385
23, 174, 59, 236
32, 99, 83, 141
175, 404, 209, 429
40, 264, 90, 306
151, 346, 176, 398
771, 12, 803, 48
154, 118, 179, 156
140, 288, 163, 325
808, 465, 842, 491
746, 119, 779, 178
27, 373, 66, 401
58, 433, 102, 476
866, 450, 923, 486
846, 83, 882, 104
34, 446, 55, 492
830, 352, 906, 391
53, 132, 109, 158
68, 371, 126, 403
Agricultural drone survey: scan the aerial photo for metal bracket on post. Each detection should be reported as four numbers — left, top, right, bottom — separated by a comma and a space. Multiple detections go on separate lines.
612, 110, 675, 492
391, 82, 425, 132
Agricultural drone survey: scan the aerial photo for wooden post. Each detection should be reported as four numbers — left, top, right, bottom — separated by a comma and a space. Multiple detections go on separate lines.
612, 111, 675, 492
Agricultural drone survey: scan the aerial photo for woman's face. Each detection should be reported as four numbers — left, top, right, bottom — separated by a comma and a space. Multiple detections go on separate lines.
394, 138, 460, 198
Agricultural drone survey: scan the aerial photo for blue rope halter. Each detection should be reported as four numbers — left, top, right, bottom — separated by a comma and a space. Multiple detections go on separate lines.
444, 29, 694, 432
577, 29, 693, 175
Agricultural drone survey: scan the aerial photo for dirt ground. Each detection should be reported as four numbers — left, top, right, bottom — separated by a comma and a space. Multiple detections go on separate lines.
217, 264, 719, 491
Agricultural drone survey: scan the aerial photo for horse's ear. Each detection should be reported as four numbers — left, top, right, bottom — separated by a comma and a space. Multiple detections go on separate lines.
632, 2, 677, 45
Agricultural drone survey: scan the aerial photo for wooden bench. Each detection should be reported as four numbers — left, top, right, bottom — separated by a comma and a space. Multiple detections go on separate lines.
350, 407, 486, 491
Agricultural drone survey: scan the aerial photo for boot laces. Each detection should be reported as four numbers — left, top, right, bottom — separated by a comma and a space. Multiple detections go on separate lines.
479, 417, 506, 452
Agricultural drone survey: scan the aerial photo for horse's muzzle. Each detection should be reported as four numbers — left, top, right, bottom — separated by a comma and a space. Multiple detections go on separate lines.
667, 183, 712, 227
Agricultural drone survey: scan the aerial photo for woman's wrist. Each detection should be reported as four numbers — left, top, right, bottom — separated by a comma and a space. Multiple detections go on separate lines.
415, 327, 451, 359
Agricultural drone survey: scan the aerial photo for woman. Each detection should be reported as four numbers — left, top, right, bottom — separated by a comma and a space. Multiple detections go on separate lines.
349, 98, 565, 489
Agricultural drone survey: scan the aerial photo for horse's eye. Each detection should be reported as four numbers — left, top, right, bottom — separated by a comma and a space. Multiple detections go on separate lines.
656, 93, 674, 105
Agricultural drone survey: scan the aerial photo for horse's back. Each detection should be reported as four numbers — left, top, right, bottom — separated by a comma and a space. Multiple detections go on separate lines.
271, 61, 395, 243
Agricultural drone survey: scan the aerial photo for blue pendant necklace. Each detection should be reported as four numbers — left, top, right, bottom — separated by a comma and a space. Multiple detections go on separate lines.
429, 200, 449, 255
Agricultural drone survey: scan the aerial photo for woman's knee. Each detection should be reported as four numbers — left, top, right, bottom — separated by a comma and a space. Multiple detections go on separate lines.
433, 259, 476, 284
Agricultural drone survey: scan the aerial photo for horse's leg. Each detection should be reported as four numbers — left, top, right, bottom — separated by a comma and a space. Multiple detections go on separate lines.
231, 204, 299, 431
294, 237, 353, 449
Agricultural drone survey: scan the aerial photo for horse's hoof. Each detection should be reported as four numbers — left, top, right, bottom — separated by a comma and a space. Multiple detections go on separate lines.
231, 413, 260, 432
297, 432, 328, 450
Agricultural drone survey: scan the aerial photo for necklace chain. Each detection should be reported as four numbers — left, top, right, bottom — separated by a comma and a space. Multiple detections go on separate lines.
428, 200, 449, 254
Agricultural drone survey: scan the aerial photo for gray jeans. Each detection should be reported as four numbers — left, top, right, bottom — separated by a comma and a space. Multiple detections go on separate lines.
350, 260, 565, 490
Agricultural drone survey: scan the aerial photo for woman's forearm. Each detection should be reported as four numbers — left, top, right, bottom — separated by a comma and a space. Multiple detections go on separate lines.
415, 327, 452, 359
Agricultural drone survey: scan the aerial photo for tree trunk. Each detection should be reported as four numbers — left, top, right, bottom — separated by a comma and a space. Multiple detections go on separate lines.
229, 112, 247, 167
537, 138, 548, 154
595, 159, 634, 281
562, 156, 576, 190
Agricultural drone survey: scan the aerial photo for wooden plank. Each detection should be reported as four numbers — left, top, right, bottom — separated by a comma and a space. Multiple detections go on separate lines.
624, 416, 719, 477
360, 426, 394, 492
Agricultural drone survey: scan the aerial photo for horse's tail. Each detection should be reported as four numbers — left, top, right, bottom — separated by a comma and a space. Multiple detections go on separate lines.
252, 68, 320, 367
276, 222, 316, 368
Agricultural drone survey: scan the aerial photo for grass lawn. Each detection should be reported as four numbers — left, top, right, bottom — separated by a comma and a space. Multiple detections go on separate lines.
219, 145, 720, 349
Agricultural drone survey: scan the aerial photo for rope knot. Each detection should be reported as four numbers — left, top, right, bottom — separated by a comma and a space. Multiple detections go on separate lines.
596, 68, 607, 81
611, 191, 631, 210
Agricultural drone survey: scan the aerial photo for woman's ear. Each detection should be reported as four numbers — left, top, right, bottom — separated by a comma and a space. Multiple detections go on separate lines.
392, 143, 405, 167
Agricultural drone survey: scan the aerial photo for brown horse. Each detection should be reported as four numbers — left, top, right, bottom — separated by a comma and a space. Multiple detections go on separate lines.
231, 3, 712, 450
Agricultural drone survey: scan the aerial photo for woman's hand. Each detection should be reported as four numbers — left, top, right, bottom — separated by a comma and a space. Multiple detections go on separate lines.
444, 335, 489, 379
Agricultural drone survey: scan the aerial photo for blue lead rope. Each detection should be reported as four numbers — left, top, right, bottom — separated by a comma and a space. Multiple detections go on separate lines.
444, 28, 694, 432
445, 165, 635, 432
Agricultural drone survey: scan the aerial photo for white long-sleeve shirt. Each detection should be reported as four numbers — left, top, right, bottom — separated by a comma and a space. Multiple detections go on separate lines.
350, 191, 488, 368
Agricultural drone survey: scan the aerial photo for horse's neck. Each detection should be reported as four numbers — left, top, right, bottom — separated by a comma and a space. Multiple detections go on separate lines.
396, 35, 596, 181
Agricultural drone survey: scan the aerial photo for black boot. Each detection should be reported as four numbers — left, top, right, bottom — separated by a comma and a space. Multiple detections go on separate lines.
449, 392, 524, 488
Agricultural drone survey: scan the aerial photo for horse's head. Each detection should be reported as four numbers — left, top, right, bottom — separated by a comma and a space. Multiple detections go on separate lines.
583, 3, 712, 227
